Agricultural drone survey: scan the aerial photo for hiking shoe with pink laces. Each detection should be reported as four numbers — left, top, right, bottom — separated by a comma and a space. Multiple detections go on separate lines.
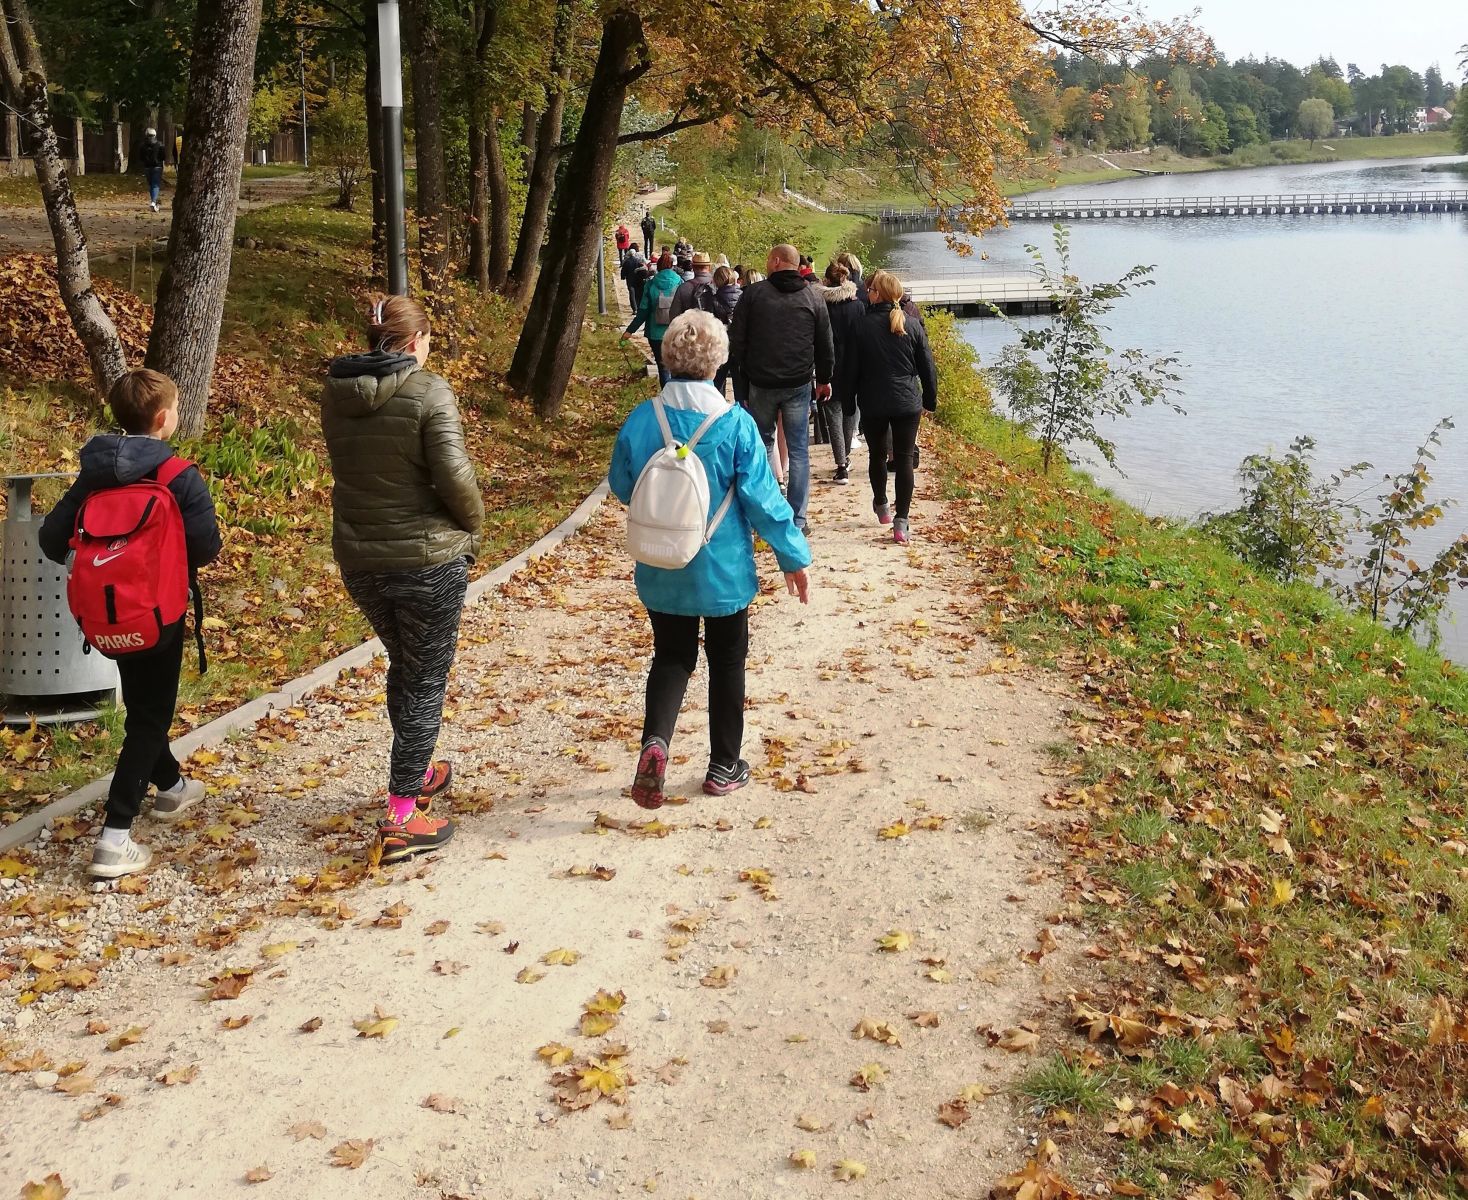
631, 738, 668, 810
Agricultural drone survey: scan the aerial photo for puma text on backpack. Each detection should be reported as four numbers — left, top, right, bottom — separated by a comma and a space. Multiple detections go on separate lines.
66, 457, 206, 668
626, 397, 736, 569
654, 286, 676, 328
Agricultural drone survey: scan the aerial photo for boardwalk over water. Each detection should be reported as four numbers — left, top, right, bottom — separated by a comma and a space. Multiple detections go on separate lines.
837, 189, 1468, 224
903, 273, 1053, 316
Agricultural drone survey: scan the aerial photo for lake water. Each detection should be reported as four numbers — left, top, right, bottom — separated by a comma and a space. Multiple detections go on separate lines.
868, 155, 1468, 658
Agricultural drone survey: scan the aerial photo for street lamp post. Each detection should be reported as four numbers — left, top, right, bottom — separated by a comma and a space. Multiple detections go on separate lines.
377, 0, 408, 295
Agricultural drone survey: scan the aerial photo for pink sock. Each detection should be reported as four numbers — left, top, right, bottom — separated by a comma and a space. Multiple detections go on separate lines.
387, 794, 417, 824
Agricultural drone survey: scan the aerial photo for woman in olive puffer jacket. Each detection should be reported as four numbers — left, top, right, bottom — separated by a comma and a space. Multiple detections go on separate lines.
321, 294, 485, 865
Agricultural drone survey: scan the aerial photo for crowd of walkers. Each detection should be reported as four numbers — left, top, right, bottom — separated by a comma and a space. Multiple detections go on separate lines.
617, 214, 938, 546
44, 214, 937, 879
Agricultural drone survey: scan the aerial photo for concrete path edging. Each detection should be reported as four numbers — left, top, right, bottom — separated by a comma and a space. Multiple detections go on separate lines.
0, 479, 612, 854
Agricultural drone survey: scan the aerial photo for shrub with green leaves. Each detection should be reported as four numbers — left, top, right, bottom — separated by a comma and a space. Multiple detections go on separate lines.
986, 224, 1183, 473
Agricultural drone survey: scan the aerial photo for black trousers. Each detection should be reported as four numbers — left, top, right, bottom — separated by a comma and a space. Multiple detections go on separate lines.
342, 557, 469, 797
643, 609, 749, 768
107, 629, 185, 830
862, 412, 922, 519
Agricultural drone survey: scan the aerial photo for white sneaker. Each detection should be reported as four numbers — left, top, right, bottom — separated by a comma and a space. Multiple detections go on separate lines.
88, 836, 153, 879
150, 201, 158, 212
150, 776, 205, 822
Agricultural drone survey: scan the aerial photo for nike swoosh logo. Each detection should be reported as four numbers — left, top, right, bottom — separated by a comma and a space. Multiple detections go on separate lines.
92, 552, 124, 566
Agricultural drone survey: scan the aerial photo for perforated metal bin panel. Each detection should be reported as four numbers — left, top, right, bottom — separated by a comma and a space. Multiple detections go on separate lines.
2, 475, 119, 701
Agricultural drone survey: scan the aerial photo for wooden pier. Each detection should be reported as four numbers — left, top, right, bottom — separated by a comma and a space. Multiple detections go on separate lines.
836, 189, 1468, 224
902, 273, 1053, 316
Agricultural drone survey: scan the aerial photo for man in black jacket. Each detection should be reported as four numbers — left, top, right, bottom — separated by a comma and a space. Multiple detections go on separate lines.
620, 242, 647, 311
640, 210, 657, 256
137, 127, 167, 213
669, 251, 715, 321
727, 244, 833, 534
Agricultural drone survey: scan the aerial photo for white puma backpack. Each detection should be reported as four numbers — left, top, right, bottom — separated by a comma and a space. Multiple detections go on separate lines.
626, 396, 736, 569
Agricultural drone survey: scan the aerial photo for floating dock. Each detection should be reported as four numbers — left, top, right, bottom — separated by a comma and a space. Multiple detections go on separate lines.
902, 274, 1053, 316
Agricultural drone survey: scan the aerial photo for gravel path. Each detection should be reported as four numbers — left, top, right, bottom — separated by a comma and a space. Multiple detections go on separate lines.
1, 326, 1078, 1196
0, 174, 322, 257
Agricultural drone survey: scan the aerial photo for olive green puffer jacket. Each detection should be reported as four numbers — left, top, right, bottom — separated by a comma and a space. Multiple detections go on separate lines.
321, 350, 485, 571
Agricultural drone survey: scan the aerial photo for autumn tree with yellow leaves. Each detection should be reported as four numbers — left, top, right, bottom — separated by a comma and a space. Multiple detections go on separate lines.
507, 0, 1210, 418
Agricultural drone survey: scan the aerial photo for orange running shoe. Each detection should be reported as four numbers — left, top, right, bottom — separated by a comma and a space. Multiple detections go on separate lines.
379, 811, 456, 865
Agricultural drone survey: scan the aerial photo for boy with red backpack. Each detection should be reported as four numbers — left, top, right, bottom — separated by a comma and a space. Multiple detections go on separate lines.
40, 368, 221, 878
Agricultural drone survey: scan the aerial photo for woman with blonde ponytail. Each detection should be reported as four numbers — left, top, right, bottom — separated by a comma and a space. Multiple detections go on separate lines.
850, 270, 938, 545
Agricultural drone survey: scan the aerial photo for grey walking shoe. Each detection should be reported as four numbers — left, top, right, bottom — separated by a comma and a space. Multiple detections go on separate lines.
88, 836, 153, 879
874, 502, 892, 525
893, 516, 911, 545
150, 776, 205, 822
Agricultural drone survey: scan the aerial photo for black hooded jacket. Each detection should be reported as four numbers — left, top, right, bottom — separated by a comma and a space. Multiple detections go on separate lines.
727, 269, 835, 389
39, 435, 221, 572
850, 302, 938, 419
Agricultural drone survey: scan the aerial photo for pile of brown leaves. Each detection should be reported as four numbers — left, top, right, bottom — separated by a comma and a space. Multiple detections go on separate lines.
0, 254, 151, 385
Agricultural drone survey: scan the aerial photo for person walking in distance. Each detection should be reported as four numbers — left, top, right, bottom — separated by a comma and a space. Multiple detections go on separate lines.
610, 311, 811, 807
615, 222, 631, 263
321, 295, 485, 864
816, 262, 864, 484
851, 270, 937, 545
727, 244, 834, 535
40, 370, 222, 877
620, 241, 647, 312
138, 127, 167, 213
624, 251, 683, 386
640, 209, 657, 257
669, 250, 716, 321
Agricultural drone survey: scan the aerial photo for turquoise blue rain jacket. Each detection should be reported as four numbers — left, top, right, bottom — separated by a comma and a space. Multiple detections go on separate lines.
624, 268, 685, 341
609, 379, 812, 618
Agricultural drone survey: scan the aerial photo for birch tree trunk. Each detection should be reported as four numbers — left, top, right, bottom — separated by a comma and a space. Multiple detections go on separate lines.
507, 10, 642, 419
144, 0, 263, 438
0, 0, 126, 395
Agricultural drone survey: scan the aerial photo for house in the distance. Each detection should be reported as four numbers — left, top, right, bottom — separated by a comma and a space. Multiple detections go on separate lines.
1412, 106, 1453, 132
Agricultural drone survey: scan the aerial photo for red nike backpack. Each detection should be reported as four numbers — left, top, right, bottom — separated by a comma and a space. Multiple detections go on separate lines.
66, 457, 206, 668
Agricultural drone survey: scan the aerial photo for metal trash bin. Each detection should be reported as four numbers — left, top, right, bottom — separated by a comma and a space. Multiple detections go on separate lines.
1, 473, 119, 724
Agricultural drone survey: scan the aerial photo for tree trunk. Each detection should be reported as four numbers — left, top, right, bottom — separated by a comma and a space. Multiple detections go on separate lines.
467, 121, 489, 292
402, 0, 449, 293
144, 0, 263, 438
363, 0, 385, 278
507, 10, 642, 419
504, 0, 573, 304
0, 0, 127, 395
485, 110, 511, 291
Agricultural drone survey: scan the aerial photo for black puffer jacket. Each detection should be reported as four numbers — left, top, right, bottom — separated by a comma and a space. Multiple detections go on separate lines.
850, 302, 938, 419
818, 280, 865, 414
727, 270, 834, 389
40, 435, 221, 572
321, 351, 484, 571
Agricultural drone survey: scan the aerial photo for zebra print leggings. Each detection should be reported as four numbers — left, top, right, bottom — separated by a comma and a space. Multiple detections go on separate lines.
341, 557, 469, 797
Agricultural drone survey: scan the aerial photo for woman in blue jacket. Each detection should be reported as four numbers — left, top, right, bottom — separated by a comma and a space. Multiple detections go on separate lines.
610, 311, 811, 808
623, 251, 684, 385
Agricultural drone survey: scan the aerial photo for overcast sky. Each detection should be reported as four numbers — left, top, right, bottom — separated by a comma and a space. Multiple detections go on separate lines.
1188, 0, 1465, 74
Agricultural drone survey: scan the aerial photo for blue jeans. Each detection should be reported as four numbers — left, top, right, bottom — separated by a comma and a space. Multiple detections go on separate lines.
649, 339, 670, 386
146, 166, 162, 205
745, 381, 812, 530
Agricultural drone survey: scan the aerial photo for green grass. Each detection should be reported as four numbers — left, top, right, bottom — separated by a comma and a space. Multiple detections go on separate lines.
2, 193, 646, 821
0, 172, 163, 205
1020, 1054, 1113, 1115
927, 316, 1468, 1194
